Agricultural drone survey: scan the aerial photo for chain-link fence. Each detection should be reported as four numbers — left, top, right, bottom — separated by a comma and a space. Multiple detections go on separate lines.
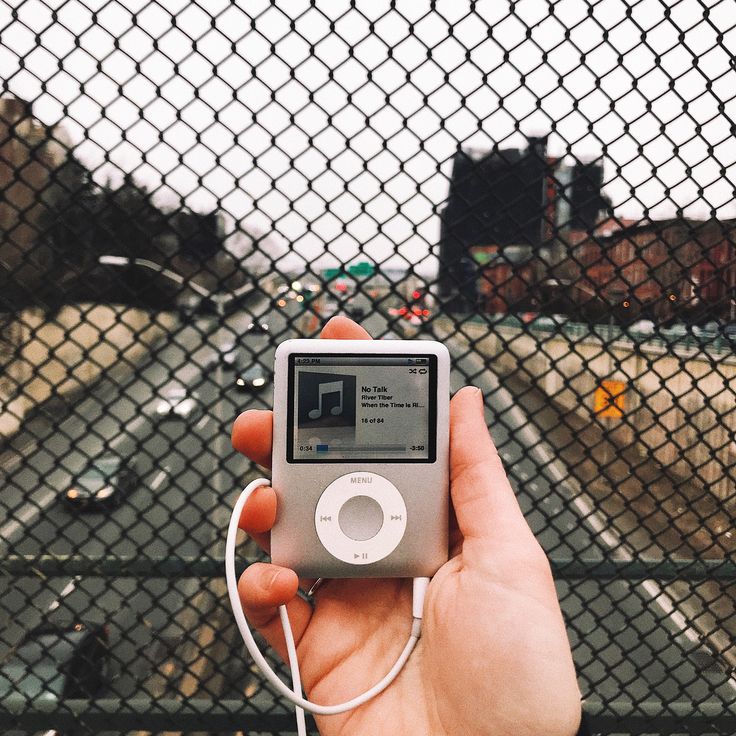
1, 0, 735, 733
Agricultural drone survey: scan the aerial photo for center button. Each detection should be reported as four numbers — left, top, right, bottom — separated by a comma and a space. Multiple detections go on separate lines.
338, 495, 384, 541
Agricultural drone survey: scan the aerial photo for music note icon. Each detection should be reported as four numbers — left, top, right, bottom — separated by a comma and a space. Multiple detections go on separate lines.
308, 380, 344, 420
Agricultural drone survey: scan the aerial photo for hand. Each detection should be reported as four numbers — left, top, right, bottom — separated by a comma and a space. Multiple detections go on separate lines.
231, 316, 582, 736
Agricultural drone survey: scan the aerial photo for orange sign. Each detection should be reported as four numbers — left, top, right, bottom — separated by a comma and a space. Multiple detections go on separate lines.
594, 380, 626, 418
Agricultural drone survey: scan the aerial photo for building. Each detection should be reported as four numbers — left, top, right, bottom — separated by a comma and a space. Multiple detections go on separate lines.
472, 245, 536, 314
438, 136, 608, 309
468, 216, 736, 322
0, 95, 69, 305
564, 219, 736, 321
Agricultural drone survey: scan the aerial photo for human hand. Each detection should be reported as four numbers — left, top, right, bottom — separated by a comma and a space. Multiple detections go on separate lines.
231, 316, 581, 736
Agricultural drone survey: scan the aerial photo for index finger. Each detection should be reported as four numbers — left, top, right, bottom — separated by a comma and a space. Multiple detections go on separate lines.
231, 315, 372, 466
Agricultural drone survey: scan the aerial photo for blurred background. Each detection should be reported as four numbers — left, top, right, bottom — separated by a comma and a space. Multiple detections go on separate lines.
0, 0, 735, 733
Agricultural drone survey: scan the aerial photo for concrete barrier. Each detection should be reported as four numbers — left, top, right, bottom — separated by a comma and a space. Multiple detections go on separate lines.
0, 305, 176, 439
437, 318, 736, 501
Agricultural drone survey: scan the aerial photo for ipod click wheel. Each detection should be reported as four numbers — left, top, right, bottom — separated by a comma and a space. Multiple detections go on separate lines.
315, 472, 407, 564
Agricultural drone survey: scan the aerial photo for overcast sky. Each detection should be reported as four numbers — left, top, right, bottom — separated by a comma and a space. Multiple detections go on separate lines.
1, 0, 734, 272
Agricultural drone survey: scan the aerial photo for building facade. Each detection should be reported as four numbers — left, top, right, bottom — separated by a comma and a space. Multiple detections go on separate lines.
567, 219, 736, 321
0, 95, 69, 304
438, 136, 608, 309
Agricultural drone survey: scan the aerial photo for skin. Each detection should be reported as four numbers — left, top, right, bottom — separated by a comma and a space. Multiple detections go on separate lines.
231, 315, 582, 736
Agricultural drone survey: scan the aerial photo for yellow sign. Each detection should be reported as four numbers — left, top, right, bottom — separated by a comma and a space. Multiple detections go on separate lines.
594, 380, 626, 418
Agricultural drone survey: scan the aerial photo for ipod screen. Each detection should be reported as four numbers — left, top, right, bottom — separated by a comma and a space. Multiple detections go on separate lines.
288, 353, 436, 462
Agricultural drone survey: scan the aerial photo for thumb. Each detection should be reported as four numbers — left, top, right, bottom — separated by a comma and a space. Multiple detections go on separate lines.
450, 387, 535, 549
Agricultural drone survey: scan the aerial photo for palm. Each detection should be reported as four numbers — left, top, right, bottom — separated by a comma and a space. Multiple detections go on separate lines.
294, 578, 422, 734
296, 542, 575, 736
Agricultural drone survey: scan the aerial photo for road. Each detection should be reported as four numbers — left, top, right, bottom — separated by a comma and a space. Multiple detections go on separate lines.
1, 298, 733, 732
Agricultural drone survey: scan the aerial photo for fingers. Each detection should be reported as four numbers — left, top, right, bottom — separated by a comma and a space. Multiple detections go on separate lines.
320, 315, 372, 340
232, 409, 273, 469
449, 386, 534, 548
231, 317, 370, 469
238, 562, 313, 662
236, 485, 318, 593
238, 483, 277, 552
232, 315, 372, 636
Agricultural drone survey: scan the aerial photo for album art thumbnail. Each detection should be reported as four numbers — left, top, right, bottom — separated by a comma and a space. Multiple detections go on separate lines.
297, 372, 357, 429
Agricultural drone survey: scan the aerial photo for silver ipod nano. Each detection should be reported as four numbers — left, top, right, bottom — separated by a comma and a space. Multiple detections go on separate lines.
270, 338, 450, 578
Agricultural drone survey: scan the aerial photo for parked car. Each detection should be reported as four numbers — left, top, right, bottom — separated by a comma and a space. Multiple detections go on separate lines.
152, 385, 202, 421
63, 455, 138, 510
235, 363, 270, 392
0, 619, 109, 702
320, 299, 340, 323
529, 314, 567, 331
661, 323, 689, 340
693, 320, 721, 341
345, 296, 370, 319
627, 319, 656, 336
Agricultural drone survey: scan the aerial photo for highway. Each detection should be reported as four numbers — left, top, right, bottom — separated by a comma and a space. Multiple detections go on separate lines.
1, 296, 733, 731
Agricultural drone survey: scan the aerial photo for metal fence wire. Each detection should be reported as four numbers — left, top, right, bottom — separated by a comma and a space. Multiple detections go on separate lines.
1, 0, 735, 733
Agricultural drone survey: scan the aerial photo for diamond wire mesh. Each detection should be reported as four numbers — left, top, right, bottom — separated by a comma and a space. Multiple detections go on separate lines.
0, 0, 735, 733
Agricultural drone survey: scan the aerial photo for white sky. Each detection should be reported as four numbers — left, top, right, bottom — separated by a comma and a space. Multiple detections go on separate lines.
1, 0, 735, 273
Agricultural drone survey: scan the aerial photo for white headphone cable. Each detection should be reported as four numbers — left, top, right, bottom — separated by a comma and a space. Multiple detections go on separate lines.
226, 478, 429, 734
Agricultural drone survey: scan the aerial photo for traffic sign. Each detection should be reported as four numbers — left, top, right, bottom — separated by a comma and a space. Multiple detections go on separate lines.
348, 261, 374, 277
594, 380, 626, 418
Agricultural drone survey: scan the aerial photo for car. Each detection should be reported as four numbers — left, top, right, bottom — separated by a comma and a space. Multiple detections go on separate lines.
177, 293, 203, 320
218, 341, 239, 369
204, 341, 240, 370
345, 295, 370, 319
0, 619, 109, 702
63, 455, 138, 510
320, 299, 340, 322
153, 385, 202, 421
235, 363, 270, 392
662, 323, 689, 338
693, 321, 720, 341
275, 290, 299, 308
627, 319, 656, 336
529, 314, 567, 331
344, 301, 365, 319
388, 305, 431, 324
245, 321, 270, 334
